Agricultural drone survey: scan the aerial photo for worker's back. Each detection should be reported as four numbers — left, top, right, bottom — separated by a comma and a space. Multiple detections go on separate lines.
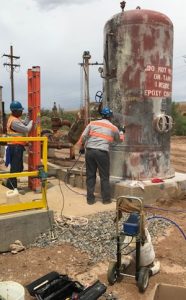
83, 119, 120, 152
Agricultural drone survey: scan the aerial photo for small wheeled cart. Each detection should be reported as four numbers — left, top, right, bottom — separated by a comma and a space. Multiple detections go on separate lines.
107, 195, 151, 293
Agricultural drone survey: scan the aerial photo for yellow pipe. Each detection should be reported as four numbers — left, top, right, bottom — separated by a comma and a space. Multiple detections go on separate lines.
0, 200, 46, 214
0, 171, 38, 179
0, 137, 47, 142
42, 137, 48, 172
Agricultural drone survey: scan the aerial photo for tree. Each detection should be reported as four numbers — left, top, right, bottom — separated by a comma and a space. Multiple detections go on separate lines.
171, 102, 186, 136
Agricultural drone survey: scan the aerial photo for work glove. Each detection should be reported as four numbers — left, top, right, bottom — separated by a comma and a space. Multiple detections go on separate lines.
118, 125, 125, 133
119, 130, 125, 142
24, 113, 30, 125
79, 148, 85, 155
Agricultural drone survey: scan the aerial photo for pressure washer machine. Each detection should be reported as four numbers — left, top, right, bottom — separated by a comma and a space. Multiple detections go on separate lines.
107, 195, 157, 293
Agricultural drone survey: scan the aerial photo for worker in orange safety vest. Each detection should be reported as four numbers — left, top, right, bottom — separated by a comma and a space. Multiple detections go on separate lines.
79, 107, 124, 205
6, 100, 33, 190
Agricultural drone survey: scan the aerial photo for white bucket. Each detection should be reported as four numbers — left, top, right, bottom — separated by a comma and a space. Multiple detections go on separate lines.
6, 189, 20, 204
131, 228, 156, 267
6, 188, 19, 198
0, 281, 25, 300
140, 229, 155, 267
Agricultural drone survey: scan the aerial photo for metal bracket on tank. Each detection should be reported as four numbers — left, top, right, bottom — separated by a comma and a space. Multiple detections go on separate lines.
98, 67, 116, 79
153, 114, 173, 133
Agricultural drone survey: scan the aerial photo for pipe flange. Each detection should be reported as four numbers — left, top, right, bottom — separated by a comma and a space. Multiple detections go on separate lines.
153, 114, 173, 133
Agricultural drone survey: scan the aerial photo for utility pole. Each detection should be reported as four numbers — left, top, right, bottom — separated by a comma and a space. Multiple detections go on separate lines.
79, 51, 103, 125
3, 45, 20, 102
82, 51, 91, 126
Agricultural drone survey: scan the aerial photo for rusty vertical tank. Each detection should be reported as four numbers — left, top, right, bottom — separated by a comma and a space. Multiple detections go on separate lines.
102, 7, 174, 179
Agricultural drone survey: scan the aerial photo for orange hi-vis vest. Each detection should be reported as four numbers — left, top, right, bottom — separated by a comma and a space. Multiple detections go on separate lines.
88, 120, 118, 142
78, 119, 120, 152
7, 115, 26, 145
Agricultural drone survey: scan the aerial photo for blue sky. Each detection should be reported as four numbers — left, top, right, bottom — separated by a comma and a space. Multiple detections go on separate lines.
0, 0, 186, 111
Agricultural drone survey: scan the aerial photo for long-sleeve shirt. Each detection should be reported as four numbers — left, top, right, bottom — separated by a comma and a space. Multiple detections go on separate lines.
7, 115, 33, 146
10, 116, 33, 133
80, 119, 120, 152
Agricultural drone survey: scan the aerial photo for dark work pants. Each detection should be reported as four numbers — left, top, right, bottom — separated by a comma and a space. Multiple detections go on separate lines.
85, 148, 110, 201
6, 145, 25, 189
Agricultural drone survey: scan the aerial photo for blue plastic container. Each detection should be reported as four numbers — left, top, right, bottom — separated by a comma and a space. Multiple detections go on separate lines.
123, 213, 139, 235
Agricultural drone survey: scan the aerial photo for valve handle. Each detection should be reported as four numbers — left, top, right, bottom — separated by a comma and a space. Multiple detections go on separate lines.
95, 90, 103, 103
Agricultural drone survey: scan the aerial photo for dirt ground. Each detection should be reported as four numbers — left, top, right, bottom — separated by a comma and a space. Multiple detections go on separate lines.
0, 137, 186, 300
170, 136, 186, 173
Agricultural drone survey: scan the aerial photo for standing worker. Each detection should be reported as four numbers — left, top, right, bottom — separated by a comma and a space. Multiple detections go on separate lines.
79, 107, 122, 205
6, 100, 33, 190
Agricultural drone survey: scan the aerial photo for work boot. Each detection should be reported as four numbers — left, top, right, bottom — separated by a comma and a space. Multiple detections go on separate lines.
102, 199, 112, 204
87, 198, 95, 205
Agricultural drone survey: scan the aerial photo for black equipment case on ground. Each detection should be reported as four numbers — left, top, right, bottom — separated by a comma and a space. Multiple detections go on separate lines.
26, 271, 107, 300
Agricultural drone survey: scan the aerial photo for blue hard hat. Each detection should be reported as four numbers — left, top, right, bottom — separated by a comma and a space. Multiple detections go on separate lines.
10, 101, 24, 112
101, 107, 113, 117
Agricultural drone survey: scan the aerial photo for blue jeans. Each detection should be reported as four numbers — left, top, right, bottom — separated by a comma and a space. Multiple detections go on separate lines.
85, 148, 110, 202
6, 145, 25, 189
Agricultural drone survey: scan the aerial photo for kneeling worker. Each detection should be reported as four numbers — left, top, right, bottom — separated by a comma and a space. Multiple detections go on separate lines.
6, 101, 33, 190
79, 107, 121, 205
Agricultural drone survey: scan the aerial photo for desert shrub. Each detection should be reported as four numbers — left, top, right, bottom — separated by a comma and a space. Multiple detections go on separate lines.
171, 102, 186, 136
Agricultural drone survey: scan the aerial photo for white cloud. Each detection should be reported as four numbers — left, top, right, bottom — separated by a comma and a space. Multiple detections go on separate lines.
34, 0, 98, 10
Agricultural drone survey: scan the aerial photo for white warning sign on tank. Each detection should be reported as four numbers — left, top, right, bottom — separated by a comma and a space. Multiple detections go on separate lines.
144, 65, 172, 98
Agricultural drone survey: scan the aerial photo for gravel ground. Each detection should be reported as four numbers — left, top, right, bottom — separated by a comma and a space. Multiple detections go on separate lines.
30, 211, 171, 263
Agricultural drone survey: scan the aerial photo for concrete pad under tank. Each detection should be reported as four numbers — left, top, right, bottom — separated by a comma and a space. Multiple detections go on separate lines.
110, 172, 186, 203
63, 168, 186, 203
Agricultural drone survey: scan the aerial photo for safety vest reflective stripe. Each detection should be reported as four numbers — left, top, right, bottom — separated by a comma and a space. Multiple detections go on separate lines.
90, 121, 118, 132
89, 130, 114, 142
